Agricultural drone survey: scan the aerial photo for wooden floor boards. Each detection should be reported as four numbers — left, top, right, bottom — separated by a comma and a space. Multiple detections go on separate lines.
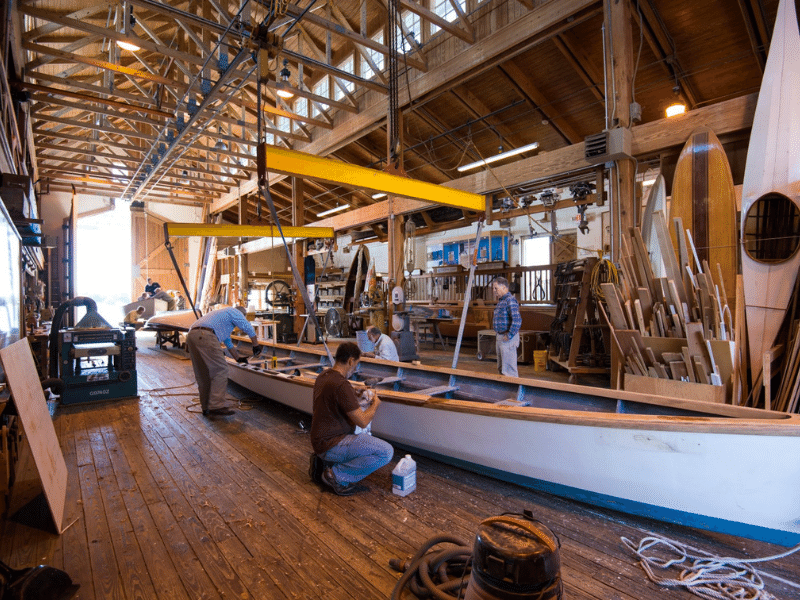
1, 332, 798, 599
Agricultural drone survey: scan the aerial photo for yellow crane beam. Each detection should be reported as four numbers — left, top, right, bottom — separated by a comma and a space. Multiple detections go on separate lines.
258, 144, 486, 213
165, 223, 334, 239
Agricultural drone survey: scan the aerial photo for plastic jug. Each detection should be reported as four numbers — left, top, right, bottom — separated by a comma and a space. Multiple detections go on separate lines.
392, 454, 417, 497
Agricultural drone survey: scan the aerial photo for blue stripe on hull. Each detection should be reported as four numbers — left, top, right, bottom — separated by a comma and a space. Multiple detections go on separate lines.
396, 443, 800, 547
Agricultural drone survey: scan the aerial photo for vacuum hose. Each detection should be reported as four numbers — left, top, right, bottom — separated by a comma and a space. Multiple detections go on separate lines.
389, 535, 472, 600
48, 296, 98, 378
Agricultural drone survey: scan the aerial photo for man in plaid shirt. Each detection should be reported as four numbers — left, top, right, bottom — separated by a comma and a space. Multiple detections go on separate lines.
492, 276, 521, 377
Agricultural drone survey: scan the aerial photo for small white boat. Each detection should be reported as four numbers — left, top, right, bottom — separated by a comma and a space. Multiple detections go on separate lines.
741, 0, 800, 380
228, 341, 800, 546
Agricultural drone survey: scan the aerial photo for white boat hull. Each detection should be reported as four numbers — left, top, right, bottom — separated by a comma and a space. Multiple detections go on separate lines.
227, 354, 800, 546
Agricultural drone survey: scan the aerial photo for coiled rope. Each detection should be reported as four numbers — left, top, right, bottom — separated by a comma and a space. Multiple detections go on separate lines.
622, 534, 800, 600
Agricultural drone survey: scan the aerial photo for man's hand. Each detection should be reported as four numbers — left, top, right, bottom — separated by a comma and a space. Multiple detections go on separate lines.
236, 355, 248, 364
252, 345, 262, 357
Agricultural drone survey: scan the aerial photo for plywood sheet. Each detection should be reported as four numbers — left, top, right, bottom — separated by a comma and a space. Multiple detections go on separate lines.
0, 339, 66, 532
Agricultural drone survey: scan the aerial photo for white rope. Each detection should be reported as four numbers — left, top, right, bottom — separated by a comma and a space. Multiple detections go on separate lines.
622, 534, 800, 600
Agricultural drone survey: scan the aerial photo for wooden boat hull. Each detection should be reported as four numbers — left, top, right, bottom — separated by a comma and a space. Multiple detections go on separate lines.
741, 0, 800, 379
227, 342, 800, 546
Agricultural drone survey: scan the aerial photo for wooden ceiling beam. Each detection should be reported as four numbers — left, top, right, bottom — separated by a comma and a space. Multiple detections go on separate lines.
29, 72, 160, 108
397, 0, 474, 44
15, 81, 172, 119
284, 3, 427, 72
28, 94, 165, 127
552, 32, 605, 104
451, 86, 531, 155
633, 1, 698, 108
735, 0, 768, 73
498, 61, 582, 144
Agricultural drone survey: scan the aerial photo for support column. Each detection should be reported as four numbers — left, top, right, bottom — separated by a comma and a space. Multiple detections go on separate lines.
604, 0, 636, 259
238, 193, 248, 306
292, 177, 306, 334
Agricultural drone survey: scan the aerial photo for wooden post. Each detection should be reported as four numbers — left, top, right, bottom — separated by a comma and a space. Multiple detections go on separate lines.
604, 0, 636, 259
292, 177, 306, 334
238, 192, 248, 307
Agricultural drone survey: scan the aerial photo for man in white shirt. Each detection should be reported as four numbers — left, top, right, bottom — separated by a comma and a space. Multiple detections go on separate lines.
364, 326, 399, 361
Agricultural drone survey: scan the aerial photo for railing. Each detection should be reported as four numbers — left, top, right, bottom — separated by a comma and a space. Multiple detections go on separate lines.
406, 264, 557, 305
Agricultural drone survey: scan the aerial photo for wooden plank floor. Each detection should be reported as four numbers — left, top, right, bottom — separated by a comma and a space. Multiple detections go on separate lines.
2, 332, 799, 599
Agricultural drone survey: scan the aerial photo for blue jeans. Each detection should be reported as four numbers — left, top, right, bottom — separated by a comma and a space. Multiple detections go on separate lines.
320, 433, 393, 484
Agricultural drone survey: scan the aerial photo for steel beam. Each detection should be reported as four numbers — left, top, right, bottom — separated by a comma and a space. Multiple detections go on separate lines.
259, 145, 486, 213
166, 223, 334, 239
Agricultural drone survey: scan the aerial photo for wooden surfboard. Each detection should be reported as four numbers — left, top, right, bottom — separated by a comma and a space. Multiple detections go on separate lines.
741, 0, 800, 380
641, 174, 666, 278
671, 127, 738, 313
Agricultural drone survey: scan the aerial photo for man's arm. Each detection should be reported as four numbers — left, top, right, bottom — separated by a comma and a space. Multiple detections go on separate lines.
347, 395, 381, 428
508, 300, 522, 338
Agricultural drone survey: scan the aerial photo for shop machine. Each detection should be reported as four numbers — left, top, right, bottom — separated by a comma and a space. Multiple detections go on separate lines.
49, 297, 138, 404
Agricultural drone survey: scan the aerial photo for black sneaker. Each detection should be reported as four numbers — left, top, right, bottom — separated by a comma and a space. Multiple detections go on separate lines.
309, 453, 324, 484
321, 467, 357, 496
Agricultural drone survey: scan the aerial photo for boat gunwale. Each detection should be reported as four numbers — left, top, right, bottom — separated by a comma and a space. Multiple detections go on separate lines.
229, 340, 800, 435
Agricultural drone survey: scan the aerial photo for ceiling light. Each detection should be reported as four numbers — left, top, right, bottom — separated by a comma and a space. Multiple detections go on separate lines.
117, 3, 141, 51
316, 203, 349, 217
276, 59, 294, 99
117, 38, 141, 51
371, 192, 387, 199
457, 142, 539, 173
665, 103, 686, 118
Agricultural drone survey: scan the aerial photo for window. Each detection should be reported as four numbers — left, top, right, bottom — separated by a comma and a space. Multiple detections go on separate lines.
431, 0, 465, 34
293, 97, 308, 132
312, 77, 329, 117
522, 236, 550, 267
277, 116, 290, 133
360, 30, 385, 79
401, 10, 421, 51
333, 55, 355, 101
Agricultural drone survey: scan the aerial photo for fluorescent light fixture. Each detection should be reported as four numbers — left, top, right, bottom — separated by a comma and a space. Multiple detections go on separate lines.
316, 203, 350, 217
666, 103, 686, 118
371, 192, 387, 199
457, 142, 539, 173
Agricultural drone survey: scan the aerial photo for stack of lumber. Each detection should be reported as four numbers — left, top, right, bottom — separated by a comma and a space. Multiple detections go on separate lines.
770, 321, 800, 412
601, 212, 740, 404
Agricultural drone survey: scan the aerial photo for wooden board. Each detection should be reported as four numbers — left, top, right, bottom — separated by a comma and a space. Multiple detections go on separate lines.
671, 127, 737, 309
640, 174, 666, 278
741, 0, 800, 380
0, 339, 67, 532
624, 373, 726, 405
344, 245, 370, 315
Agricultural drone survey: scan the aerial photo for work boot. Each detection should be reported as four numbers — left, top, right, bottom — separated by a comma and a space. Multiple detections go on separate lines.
309, 453, 324, 484
321, 467, 357, 496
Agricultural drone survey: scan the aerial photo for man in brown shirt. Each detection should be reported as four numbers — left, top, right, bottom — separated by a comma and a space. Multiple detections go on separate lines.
310, 342, 393, 495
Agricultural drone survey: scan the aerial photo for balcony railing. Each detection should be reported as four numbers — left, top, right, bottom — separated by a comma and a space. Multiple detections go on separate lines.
406, 264, 556, 305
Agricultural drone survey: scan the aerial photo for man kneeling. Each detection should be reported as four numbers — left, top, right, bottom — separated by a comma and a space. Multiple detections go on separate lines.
310, 342, 393, 495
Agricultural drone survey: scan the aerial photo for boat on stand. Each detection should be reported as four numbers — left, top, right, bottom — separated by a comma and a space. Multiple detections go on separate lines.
227, 341, 800, 546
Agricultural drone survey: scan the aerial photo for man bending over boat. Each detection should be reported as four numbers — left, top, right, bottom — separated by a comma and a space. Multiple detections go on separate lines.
310, 342, 394, 495
186, 306, 261, 417
363, 326, 399, 361
492, 276, 521, 377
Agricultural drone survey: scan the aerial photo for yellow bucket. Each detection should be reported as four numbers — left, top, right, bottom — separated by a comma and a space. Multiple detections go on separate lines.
533, 350, 548, 372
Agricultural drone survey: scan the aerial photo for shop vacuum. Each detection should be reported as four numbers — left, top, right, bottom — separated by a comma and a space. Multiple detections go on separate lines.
389, 510, 562, 600
464, 513, 562, 600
